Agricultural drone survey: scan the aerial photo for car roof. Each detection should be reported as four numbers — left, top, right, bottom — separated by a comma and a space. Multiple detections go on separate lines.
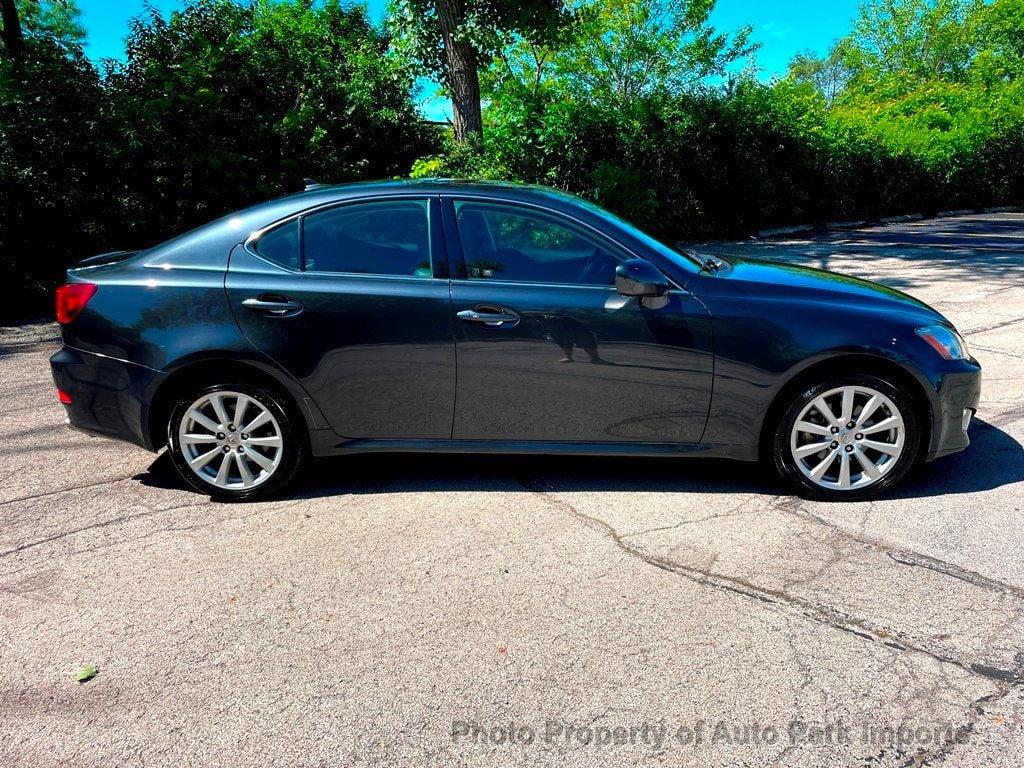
261, 177, 587, 211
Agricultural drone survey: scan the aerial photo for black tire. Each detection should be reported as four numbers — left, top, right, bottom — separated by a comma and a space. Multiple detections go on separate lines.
771, 373, 921, 501
166, 382, 306, 502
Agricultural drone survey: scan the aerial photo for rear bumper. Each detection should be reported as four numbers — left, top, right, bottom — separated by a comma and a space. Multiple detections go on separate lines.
50, 346, 163, 451
924, 365, 982, 461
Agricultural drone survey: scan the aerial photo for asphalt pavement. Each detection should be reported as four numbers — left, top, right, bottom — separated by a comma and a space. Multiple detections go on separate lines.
1, 212, 1022, 767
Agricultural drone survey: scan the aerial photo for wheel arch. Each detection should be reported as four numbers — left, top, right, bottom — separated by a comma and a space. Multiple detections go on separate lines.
758, 353, 935, 463
144, 356, 324, 451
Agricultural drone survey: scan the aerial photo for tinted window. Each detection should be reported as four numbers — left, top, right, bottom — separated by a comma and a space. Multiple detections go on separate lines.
303, 200, 431, 276
454, 201, 623, 285
254, 219, 300, 270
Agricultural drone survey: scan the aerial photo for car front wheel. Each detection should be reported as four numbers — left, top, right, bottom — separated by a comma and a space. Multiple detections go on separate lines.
772, 374, 921, 501
167, 383, 305, 501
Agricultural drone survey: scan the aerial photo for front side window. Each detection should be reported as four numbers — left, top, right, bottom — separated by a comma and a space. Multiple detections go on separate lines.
453, 201, 625, 286
303, 200, 431, 276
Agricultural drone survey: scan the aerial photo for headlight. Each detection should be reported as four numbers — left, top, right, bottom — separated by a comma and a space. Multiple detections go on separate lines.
915, 325, 970, 360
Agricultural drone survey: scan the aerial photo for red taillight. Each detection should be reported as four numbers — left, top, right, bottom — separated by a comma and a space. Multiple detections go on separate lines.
57, 388, 72, 404
55, 283, 98, 324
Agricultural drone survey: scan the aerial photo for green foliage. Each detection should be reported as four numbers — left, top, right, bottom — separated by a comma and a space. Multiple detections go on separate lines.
784, 0, 1024, 213
486, 0, 757, 108
107, 0, 435, 239
1, 33, 112, 315
16, 0, 86, 45
410, 134, 511, 179
0, 0, 438, 320
387, 0, 564, 87
387, 0, 566, 140
788, 41, 855, 105
848, 0, 979, 80
422, 0, 1024, 240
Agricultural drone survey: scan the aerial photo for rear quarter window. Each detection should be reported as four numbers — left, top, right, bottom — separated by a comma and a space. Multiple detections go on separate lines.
254, 219, 300, 270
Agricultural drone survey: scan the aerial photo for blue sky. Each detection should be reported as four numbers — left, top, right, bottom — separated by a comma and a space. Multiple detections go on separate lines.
78, 0, 862, 119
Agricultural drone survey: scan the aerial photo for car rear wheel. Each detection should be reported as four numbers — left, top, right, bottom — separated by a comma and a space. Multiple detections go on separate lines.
166, 384, 305, 501
772, 374, 921, 501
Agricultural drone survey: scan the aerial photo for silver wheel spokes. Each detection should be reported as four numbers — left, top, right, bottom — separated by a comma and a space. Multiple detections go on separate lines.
790, 385, 904, 491
179, 391, 283, 491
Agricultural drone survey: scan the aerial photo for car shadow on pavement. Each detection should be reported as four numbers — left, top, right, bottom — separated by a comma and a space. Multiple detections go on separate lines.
135, 418, 1022, 502
891, 416, 1024, 500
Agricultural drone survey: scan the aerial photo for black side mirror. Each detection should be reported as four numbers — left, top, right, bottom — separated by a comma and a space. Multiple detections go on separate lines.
615, 258, 669, 298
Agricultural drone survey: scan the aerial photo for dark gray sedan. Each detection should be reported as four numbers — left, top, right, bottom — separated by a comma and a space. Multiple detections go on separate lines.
51, 180, 980, 501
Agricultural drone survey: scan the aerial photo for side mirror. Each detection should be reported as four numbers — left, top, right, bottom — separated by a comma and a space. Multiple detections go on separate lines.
615, 258, 668, 298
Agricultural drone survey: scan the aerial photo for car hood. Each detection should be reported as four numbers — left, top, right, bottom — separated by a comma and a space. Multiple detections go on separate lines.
713, 254, 943, 320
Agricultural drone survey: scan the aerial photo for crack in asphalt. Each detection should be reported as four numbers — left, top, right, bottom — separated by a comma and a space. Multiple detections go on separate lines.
518, 475, 1022, 682
961, 316, 1024, 337
515, 476, 1022, 765
618, 500, 756, 539
887, 550, 1024, 602
0, 474, 141, 507
976, 402, 1024, 431
898, 688, 1013, 767
770, 495, 1024, 610
0, 503, 199, 559
769, 496, 1024, 602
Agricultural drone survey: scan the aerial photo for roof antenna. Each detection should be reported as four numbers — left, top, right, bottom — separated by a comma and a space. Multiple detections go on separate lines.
303, 178, 329, 192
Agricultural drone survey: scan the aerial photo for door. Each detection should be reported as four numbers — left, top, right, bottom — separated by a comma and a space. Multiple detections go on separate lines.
226, 196, 455, 439
444, 198, 714, 443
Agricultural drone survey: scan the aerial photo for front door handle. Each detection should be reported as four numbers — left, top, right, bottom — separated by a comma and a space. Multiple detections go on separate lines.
242, 296, 303, 317
457, 306, 520, 328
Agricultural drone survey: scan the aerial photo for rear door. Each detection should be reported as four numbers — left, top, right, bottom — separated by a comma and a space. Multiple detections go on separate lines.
226, 195, 455, 439
443, 197, 714, 444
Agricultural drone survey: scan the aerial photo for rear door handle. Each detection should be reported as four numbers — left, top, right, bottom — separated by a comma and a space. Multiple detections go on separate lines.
457, 306, 520, 328
242, 296, 303, 317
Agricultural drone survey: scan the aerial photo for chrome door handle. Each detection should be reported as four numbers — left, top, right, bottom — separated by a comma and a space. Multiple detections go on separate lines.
457, 308, 520, 327
242, 297, 303, 316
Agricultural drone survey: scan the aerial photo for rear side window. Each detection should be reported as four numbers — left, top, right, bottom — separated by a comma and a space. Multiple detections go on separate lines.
303, 200, 431, 276
254, 219, 300, 269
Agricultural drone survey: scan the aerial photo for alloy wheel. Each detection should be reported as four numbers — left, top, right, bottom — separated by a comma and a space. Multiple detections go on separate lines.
789, 385, 905, 491
177, 390, 284, 490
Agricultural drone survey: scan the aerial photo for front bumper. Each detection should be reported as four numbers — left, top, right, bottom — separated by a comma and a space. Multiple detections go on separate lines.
924, 366, 982, 461
50, 346, 162, 451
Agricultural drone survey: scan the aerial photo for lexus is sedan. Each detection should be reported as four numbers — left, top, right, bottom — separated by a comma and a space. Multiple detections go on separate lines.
50, 180, 981, 501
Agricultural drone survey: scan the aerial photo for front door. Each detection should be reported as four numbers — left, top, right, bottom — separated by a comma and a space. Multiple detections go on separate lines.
444, 198, 713, 444
226, 196, 455, 439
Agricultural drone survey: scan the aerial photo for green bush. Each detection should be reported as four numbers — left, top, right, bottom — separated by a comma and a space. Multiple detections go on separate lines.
0, 0, 439, 322
416, 72, 1022, 243
1, 36, 113, 320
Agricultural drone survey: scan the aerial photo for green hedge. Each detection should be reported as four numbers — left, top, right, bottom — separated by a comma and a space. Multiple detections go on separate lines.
417, 78, 1024, 244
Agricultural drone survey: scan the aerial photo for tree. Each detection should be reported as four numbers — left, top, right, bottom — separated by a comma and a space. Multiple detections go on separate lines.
848, 0, 979, 81
107, 0, 436, 240
788, 43, 855, 105
1, 0, 85, 57
0, 0, 25, 58
1, 1, 108, 320
789, 0, 1024, 100
485, 0, 757, 109
388, 0, 564, 142
972, 0, 1024, 80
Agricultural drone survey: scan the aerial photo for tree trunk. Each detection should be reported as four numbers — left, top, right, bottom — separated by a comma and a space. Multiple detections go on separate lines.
1, 0, 24, 59
436, 0, 483, 143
